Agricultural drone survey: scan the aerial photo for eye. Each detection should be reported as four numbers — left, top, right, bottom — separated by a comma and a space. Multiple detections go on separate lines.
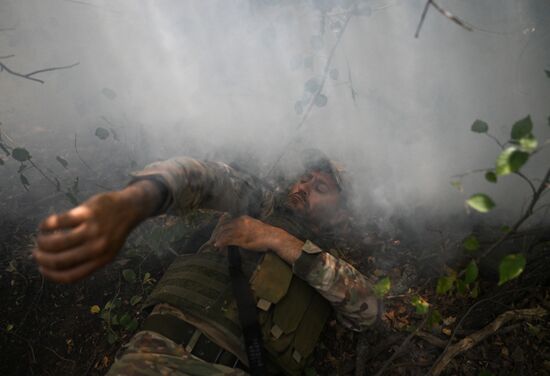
316, 183, 329, 193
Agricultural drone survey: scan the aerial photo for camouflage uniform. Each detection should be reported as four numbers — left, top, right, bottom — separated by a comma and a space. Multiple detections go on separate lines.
107, 157, 377, 376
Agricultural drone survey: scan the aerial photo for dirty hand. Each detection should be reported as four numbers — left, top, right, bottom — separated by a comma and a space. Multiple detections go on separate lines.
33, 192, 142, 283
212, 214, 285, 252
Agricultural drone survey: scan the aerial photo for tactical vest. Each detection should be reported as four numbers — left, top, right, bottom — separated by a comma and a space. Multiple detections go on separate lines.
144, 248, 331, 376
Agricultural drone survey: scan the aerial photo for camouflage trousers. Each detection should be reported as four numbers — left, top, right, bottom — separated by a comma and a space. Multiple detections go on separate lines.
106, 330, 249, 376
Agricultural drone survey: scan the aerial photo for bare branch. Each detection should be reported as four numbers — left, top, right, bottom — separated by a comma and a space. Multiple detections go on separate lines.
373, 311, 431, 376
430, 307, 547, 375
0, 60, 79, 84
415, 0, 473, 39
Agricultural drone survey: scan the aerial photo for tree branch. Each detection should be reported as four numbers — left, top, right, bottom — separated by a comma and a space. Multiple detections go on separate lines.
415, 0, 473, 38
429, 307, 547, 376
0, 60, 79, 84
478, 166, 550, 260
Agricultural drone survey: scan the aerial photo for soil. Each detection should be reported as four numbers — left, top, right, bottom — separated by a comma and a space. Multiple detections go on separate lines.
1, 208, 549, 376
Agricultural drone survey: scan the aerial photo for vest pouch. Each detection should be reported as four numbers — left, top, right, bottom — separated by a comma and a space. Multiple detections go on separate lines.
272, 277, 312, 333
250, 252, 293, 304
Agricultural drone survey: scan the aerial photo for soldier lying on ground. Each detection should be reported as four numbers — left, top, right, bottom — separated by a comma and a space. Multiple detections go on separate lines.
32, 150, 378, 375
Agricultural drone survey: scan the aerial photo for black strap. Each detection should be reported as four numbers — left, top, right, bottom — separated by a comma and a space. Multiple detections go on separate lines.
227, 246, 266, 376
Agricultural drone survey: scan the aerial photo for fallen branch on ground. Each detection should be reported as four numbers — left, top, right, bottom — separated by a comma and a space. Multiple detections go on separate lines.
429, 307, 547, 376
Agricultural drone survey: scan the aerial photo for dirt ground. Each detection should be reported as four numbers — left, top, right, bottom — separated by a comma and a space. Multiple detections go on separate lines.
1, 203, 549, 376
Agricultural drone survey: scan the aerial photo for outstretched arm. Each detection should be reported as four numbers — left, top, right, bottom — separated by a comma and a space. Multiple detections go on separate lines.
33, 179, 165, 283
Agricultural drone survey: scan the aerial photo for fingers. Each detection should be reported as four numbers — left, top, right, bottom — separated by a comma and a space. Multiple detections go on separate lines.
33, 240, 102, 271
38, 253, 112, 284
36, 223, 89, 253
39, 206, 90, 231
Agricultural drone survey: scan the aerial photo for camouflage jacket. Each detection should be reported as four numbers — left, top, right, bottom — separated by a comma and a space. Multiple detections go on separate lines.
131, 157, 378, 331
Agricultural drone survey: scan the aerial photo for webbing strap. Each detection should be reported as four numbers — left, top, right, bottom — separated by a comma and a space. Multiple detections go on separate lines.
227, 246, 266, 376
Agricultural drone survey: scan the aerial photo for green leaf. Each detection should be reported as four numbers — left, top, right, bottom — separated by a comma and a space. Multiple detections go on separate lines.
12, 147, 31, 162
411, 295, 429, 314
466, 193, 495, 213
428, 309, 442, 327
519, 134, 538, 153
498, 253, 526, 286
436, 275, 455, 294
484, 171, 497, 183
464, 260, 479, 284
510, 116, 533, 140
545, 70, 550, 79
56, 155, 68, 168
143, 272, 152, 284
314, 94, 328, 107
495, 147, 529, 176
450, 180, 463, 192
122, 269, 136, 283
304, 78, 320, 93
19, 173, 30, 189
373, 277, 391, 298
456, 279, 467, 294
471, 120, 488, 133
329, 68, 339, 80
463, 235, 480, 251
119, 313, 131, 326
304, 367, 317, 376
130, 295, 142, 306
470, 282, 479, 298
95, 127, 110, 140
125, 318, 138, 332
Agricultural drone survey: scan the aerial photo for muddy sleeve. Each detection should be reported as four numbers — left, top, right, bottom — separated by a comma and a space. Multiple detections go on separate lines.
292, 240, 378, 332
129, 157, 272, 217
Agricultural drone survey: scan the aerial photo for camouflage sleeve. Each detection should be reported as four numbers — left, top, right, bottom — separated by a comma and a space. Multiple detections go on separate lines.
130, 157, 273, 217
292, 240, 378, 332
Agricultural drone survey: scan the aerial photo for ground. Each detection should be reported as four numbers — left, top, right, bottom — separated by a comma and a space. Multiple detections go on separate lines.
1, 203, 549, 376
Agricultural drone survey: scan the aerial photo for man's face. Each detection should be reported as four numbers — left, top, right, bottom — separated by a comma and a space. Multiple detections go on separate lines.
285, 170, 343, 226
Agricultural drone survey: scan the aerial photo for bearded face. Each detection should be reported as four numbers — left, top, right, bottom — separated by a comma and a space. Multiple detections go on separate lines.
284, 170, 344, 227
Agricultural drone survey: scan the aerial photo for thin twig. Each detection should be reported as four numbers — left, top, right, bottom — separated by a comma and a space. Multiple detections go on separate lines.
373, 312, 431, 376
0, 54, 15, 59
415, 0, 473, 38
0, 61, 79, 84
478, 166, 550, 260
74, 133, 94, 172
415, 0, 432, 38
514, 171, 537, 196
265, 10, 354, 178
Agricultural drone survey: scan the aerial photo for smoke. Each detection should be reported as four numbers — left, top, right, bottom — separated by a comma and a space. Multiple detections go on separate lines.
1, 0, 549, 237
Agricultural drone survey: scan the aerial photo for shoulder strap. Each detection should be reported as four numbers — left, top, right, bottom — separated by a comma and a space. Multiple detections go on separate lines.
227, 245, 266, 376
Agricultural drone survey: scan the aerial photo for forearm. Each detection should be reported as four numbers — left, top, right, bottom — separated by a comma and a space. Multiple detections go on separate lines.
292, 242, 378, 331
117, 179, 167, 228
